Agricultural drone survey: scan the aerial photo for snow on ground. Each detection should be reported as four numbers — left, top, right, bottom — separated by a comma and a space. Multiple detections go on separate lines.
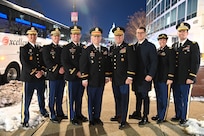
0, 81, 204, 135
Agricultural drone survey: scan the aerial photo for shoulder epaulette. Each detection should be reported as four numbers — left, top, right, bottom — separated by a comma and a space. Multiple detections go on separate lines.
128, 43, 133, 46
192, 41, 197, 44
83, 46, 87, 49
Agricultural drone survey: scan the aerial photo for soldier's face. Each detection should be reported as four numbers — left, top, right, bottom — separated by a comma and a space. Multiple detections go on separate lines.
114, 34, 124, 45
27, 34, 37, 44
177, 30, 188, 40
136, 29, 146, 42
91, 35, 102, 45
158, 38, 167, 48
71, 33, 81, 43
51, 35, 60, 44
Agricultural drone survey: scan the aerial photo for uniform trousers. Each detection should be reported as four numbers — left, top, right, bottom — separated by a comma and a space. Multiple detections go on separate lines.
155, 82, 168, 120
112, 84, 129, 122
172, 83, 191, 120
67, 80, 84, 120
21, 81, 46, 123
48, 80, 65, 119
87, 86, 104, 121
135, 91, 150, 117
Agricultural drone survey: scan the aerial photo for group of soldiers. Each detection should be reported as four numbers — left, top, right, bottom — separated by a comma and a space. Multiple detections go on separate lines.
20, 22, 200, 130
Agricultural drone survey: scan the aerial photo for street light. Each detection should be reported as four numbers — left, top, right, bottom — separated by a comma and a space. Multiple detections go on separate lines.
71, 0, 78, 25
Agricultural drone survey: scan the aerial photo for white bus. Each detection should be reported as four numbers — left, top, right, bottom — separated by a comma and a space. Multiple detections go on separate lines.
0, 0, 69, 82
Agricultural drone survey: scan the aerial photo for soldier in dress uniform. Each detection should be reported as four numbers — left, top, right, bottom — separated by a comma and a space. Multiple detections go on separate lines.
129, 26, 158, 125
20, 27, 48, 128
79, 27, 111, 126
61, 25, 88, 125
171, 22, 200, 126
151, 34, 175, 124
42, 28, 67, 123
109, 27, 135, 129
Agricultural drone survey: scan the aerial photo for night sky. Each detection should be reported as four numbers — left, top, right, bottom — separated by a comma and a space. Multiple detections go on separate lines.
34, 0, 146, 37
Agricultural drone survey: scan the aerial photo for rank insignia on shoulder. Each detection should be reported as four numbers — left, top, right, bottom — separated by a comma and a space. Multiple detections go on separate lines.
192, 41, 197, 44
128, 43, 133, 46
83, 46, 87, 49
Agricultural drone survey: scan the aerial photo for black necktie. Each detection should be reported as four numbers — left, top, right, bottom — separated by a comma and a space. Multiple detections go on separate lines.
97, 47, 100, 52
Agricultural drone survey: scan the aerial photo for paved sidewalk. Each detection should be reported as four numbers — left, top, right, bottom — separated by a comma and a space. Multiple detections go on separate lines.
1, 82, 204, 136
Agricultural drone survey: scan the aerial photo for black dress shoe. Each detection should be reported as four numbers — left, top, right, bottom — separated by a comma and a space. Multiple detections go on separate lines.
50, 118, 59, 123
42, 112, 49, 118
94, 118, 103, 125
157, 119, 164, 124
58, 115, 68, 119
179, 119, 188, 127
110, 116, 119, 121
77, 115, 88, 122
171, 117, 180, 122
129, 111, 142, 120
151, 115, 159, 121
89, 121, 95, 126
119, 122, 126, 130
71, 119, 79, 126
21, 122, 29, 128
139, 117, 149, 125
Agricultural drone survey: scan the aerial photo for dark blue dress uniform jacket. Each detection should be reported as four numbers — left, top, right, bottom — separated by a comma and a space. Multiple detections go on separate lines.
154, 46, 175, 82
61, 42, 85, 81
20, 43, 45, 82
109, 42, 136, 85
42, 43, 64, 80
79, 44, 111, 87
172, 39, 200, 84
132, 39, 158, 93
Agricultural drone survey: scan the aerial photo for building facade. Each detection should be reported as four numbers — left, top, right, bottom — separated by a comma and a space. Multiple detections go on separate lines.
146, 0, 204, 59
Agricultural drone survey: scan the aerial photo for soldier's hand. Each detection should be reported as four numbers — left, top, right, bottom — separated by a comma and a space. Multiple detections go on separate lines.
105, 78, 110, 83
77, 71, 81, 78
186, 79, 194, 84
145, 75, 152, 82
166, 80, 173, 85
125, 78, 133, 84
82, 80, 88, 87
59, 67, 65, 74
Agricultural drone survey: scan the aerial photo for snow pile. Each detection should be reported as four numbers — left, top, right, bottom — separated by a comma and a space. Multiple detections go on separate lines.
0, 80, 22, 108
184, 118, 204, 136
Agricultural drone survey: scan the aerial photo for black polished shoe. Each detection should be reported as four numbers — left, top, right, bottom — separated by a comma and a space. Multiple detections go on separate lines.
58, 115, 68, 120
151, 115, 159, 121
42, 112, 49, 118
94, 118, 103, 125
179, 119, 188, 127
119, 122, 126, 130
139, 117, 149, 125
89, 121, 95, 126
21, 122, 29, 128
110, 116, 119, 121
77, 115, 88, 122
171, 117, 180, 122
157, 119, 164, 124
71, 118, 79, 126
129, 111, 142, 120
50, 118, 59, 123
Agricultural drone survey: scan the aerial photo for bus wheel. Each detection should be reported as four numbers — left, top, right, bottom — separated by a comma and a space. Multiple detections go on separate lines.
4, 63, 20, 83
